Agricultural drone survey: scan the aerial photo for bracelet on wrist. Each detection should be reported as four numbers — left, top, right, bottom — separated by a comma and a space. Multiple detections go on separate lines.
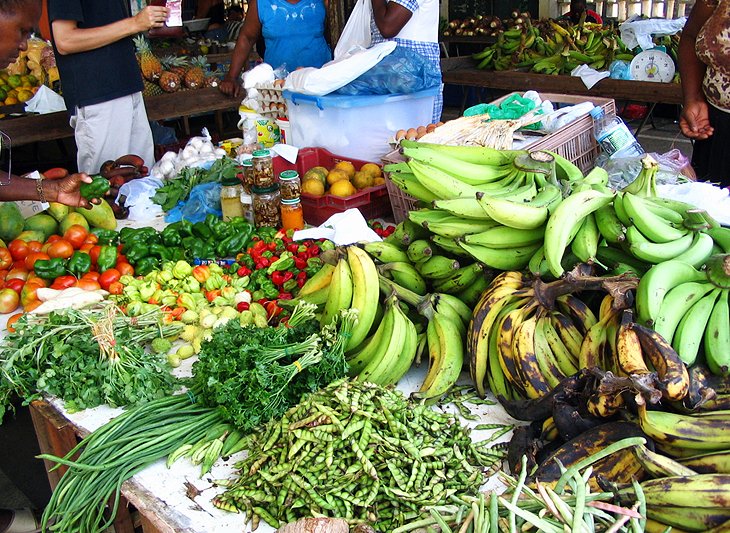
36, 178, 47, 203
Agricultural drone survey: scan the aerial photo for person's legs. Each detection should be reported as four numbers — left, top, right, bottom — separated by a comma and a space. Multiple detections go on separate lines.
71, 93, 154, 174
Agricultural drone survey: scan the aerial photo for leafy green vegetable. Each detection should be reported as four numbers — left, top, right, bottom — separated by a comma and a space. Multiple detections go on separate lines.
192, 304, 356, 432
0, 307, 182, 420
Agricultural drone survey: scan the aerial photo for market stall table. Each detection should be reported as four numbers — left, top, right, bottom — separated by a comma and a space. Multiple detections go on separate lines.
440, 56, 683, 136
0, 87, 240, 147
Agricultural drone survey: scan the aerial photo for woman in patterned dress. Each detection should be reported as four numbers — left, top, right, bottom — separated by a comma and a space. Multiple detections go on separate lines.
678, 0, 730, 185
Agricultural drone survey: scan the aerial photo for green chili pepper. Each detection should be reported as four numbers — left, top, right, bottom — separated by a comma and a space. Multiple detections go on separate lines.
217, 229, 251, 258
120, 226, 159, 246
97, 245, 118, 273
148, 243, 171, 261
160, 225, 182, 247
192, 221, 213, 240
33, 257, 67, 279
79, 175, 110, 200
90, 228, 119, 246
67, 251, 92, 278
190, 240, 215, 259
133, 256, 158, 276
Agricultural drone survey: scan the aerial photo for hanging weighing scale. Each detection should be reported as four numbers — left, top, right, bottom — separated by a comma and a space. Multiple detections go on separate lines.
630, 49, 676, 83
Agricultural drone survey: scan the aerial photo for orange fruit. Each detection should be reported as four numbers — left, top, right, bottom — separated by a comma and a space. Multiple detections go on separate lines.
326, 169, 349, 186
302, 178, 325, 197
4, 97, 18, 105
16, 90, 32, 103
329, 180, 356, 198
334, 160, 356, 179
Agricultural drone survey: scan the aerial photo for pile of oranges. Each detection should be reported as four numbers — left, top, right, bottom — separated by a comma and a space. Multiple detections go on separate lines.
0, 71, 40, 106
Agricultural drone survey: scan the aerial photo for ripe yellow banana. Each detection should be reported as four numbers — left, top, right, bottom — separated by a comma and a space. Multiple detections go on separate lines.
345, 246, 380, 351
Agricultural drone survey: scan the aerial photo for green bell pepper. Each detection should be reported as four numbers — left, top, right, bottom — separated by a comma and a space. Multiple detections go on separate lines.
149, 243, 172, 261
124, 243, 149, 265
267, 252, 294, 274
216, 229, 252, 258
79, 175, 110, 201
97, 245, 118, 273
34, 258, 67, 280
205, 214, 231, 240
190, 240, 215, 259
120, 227, 160, 246
91, 228, 119, 246
161, 225, 182, 247
192, 222, 213, 240
68, 251, 92, 278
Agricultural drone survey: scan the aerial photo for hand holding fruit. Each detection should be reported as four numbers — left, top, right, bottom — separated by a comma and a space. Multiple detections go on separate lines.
45, 173, 96, 209
135, 6, 170, 31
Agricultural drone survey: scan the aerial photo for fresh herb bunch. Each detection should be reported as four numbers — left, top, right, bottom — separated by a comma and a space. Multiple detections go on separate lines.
152, 157, 242, 211
192, 304, 356, 432
0, 306, 182, 419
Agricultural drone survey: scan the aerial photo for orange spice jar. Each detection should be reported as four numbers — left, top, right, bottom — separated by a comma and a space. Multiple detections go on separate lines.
281, 198, 304, 231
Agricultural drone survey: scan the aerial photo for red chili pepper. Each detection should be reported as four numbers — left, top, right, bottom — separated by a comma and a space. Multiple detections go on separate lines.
309, 245, 320, 256
258, 257, 270, 268
278, 292, 292, 300
236, 301, 250, 312
287, 243, 299, 253
267, 242, 277, 251
258, 298, 269, 306
296, 271, 307, 281
293, 257, 307, 270
281, 271, 294, 283
237, 266, 251, 277
271, 271, 286, 286
297, 278, 305, 288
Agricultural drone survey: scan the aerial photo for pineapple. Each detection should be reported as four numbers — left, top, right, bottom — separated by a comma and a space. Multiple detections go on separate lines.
159, 56, 187, 93
163, 55, 188, 79
158, 71, 181, 93
184, 56, 208, 90
205, 66, 223, 88
133, 36, 162, 82
143, 79, 163, 96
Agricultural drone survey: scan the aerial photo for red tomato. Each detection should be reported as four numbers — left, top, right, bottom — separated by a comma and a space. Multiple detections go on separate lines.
25, 273, 48, 285
83, 234, 99, 245
115, 253, 127, 264
81, 271, 100, 282
116, 262, 134, 276
0, 288, 20, 314
6, 312, 23, 332
25, 251, 50, 270
88, 245, 102, 265
8, 240, 29, 261
46, 235, 61, 244
107, 281, 123, 295
98, 268, 121, 290
26, 240, 43, 253
206, 289, 221, 302
20, 278, 46, 308
79, 243, 94, 253
63, 225, 88, 249
47, 239, 74, 260
0, 247, 12, 270
75, 278, 101, 291
6, 267, 29, 281
22, 299, 42, 312
5, 278, 25, 294
43, 167, 69, 179
50, 275, 77, 290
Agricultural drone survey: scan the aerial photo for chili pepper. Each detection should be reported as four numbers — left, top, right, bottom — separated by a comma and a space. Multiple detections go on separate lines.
267, 254, 294, 274
261, 280, 279, 300
192, 221, 213, 240
120, 226, 159, 246
305, 257, 323, 277
68, 251, 92, 278
236, 266, 251, 278
33, 257, 67, 280
236, 301, 250, 312
79, 175, 110, 200
257, 257, 270, 268
97, 245, 118, 273
293, 257, 307, 270
192, 265, 210, 283
160, 225, 182, 247
217, 230, 251, 258
122, 243, 148, 264
190, 240, 215, 259
278, 292, 293, 300
91, 228, 119, 246
282, 278, 298, 293
227, 262, 240, 275
172, 260, 193, 279
270, 271, 285, 286
172, 219, 193, 237
205, 273, 225, 291
133, 256, 159, 276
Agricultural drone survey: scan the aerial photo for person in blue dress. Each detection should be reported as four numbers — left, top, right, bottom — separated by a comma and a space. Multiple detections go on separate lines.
219, 0, 332, 97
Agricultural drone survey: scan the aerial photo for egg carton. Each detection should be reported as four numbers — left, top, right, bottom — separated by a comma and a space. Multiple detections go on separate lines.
254, 81, 286, 104
259, 100, 288, 120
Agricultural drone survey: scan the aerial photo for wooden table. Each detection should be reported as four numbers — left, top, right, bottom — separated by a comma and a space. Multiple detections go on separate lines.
0, 87, 240, 147
440, 56, 684, 104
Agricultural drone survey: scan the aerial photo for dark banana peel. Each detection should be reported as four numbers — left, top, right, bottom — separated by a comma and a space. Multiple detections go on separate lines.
496, 370, 591, 421
644, 519, 691, 533
644, 506, 730, 532
528, 421, 646, 491
680, 450, 730, 474
552, 399, 603, 441
632, 323, 690, 402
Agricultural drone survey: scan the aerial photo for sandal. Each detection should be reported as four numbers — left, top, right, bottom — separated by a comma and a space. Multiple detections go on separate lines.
0, 509, 40, 533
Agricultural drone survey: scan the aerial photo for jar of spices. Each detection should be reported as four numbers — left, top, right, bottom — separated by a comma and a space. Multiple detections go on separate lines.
241, 159, 254, 193
278, 170, 301, 200
252, 149, 274, 188
240, 190, 255, 225
220, 177, 244, 222
252, 184, 281, 227
281, 197, 304, 231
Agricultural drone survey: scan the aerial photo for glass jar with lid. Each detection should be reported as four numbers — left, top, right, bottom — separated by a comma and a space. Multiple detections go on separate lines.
241, 159, 254, 193
278, 170, 301, 200
240, 190, 255, 225
281, 197, 304, 231
220, 177, 244, 222
252, 149, 274, 188
252, 184, 281, 227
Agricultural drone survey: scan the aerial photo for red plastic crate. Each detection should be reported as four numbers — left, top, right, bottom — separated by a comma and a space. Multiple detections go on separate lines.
272, 147, 393, 226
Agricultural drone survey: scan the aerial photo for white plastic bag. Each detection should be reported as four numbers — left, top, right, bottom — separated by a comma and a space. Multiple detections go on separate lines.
24, 85, 66, 114
284, 41, 396, 96
619, 16, 686, 51
334, 0, 372, 59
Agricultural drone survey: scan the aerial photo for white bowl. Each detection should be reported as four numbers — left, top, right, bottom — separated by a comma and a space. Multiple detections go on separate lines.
182, 18, 210, 33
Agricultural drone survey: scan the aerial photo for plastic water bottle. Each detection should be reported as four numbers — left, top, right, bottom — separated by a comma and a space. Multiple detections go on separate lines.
590, 106, 645, 159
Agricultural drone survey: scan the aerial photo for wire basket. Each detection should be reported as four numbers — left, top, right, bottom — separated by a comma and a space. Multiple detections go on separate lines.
384, 92, 616, 223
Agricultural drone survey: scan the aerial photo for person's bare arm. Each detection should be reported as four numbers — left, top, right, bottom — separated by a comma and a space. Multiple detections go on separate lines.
678, 0, 716, 139
219, 0, 262, 98
371, 0, 413, 38
0, 173, 93, 208
52, 5, 168, 55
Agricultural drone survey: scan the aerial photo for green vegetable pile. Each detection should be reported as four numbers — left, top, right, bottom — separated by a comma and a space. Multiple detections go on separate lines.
0, 306, 182, 419
152, 157, 242, 211
212, 379, 508, 530
191, 303, 356, 433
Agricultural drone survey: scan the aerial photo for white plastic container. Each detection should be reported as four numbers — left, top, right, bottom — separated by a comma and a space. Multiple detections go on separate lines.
283, 87, 439, 162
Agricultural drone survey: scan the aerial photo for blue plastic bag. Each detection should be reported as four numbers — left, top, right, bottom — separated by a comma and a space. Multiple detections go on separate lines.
334, 46, 441, 95
609, 60, 632, 80
165, 181, 222, 223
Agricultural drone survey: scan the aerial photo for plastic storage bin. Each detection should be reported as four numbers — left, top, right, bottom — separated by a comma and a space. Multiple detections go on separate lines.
283, 87, 439, 163
273, 147, 392, 226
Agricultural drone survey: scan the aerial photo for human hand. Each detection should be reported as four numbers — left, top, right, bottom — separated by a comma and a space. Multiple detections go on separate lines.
135, 6, 170, 31
680, 100, 714, 140
219, 78, 242, 98
45, 173, 95, 209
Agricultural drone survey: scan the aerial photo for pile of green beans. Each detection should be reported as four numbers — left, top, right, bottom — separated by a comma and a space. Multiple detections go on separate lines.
398, 437, 646, 533
40, 391, 226, 533
212, 378, 510, 531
